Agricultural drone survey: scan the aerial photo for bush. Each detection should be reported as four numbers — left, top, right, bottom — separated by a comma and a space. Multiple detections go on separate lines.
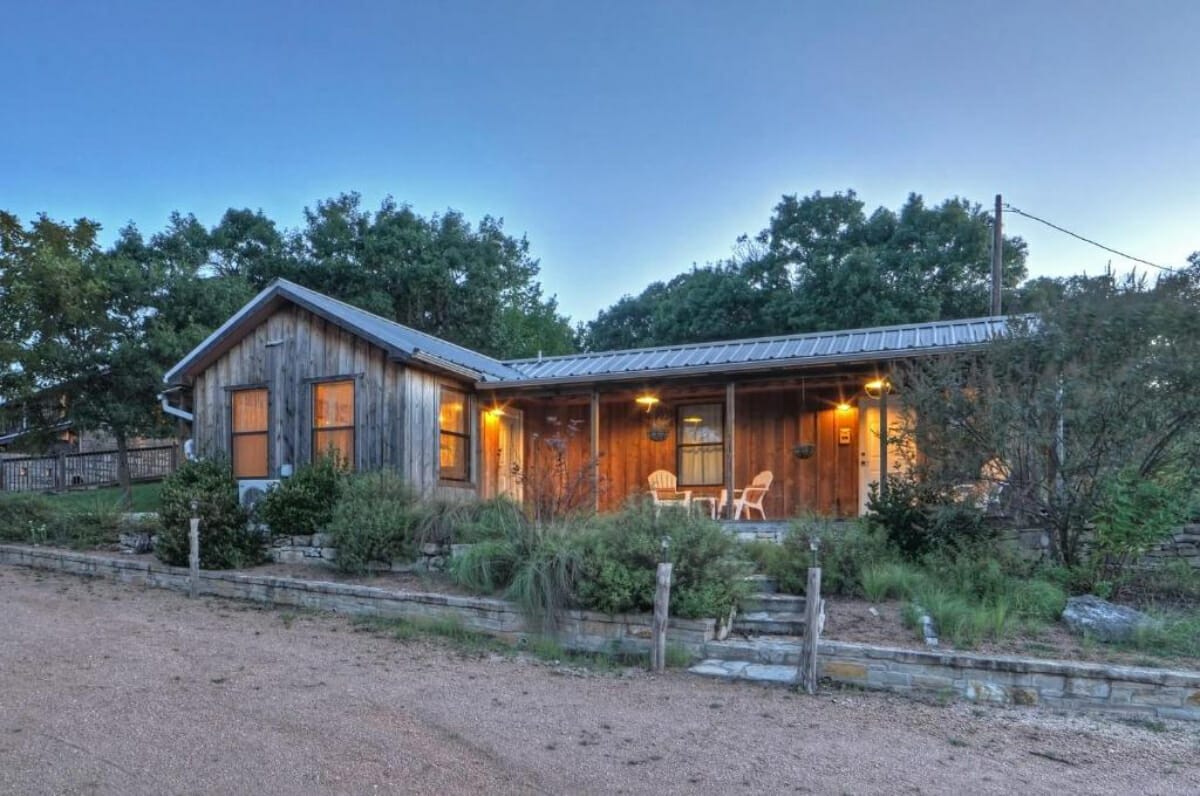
0, 494, 60, 542
576, 502, 750, 620
326, 470, 422, 574
258, 457, 344, 536
866, 474, 991, 559
0, 492, 122, 549
860, 561, 928, 602
157, 459, 261, 569
746, 518, 893, 597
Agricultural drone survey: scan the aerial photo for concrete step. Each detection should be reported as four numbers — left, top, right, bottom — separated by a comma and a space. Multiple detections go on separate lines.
742, 574, 778, 594
704, 637, 802, 665
732, 611, 807, 636
740, 593, 806, 614
689, 659, 797, 685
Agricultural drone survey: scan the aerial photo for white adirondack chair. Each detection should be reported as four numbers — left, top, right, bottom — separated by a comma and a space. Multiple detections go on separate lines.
647, 469, 692, 514
732, 470, 773, 520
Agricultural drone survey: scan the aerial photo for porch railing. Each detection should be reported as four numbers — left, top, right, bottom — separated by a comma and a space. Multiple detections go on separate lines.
0, 444, 179, 493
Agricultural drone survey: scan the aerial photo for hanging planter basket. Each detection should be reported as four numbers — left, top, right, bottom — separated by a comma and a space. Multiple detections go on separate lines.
647, 427, 670, 443
792, 442, 816, 459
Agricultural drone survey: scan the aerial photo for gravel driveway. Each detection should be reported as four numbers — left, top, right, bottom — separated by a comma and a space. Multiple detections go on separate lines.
2, 565, 1197, 795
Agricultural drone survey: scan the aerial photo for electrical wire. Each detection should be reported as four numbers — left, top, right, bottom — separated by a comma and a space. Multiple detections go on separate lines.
1003, 203, 1177, 273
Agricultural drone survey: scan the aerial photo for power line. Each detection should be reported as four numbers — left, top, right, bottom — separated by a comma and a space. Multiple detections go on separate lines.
1003, 203, 1176, 273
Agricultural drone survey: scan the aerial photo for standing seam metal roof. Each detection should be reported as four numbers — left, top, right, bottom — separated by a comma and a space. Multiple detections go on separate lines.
497, 316, 1009, 384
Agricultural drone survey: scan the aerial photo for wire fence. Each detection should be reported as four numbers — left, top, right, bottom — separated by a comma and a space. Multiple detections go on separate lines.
0, 444, 179, 493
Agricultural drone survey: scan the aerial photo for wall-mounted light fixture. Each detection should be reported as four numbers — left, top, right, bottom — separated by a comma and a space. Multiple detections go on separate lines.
635, 394, 660, 411
836, 402, 852, 412
864, 378, 892, 399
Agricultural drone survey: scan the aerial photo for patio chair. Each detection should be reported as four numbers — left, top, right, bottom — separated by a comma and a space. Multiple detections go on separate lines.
647, 469, 692, 514
732, 470, 773, 520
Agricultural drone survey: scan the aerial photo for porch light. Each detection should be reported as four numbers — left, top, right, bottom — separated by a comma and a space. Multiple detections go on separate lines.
864, 378, 892, 398
486, 406, 506, 419
635, 394, 660, 411
836, 402, 851, 412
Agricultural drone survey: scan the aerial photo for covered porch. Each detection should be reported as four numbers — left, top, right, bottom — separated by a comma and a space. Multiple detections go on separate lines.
479, 371, 910, 520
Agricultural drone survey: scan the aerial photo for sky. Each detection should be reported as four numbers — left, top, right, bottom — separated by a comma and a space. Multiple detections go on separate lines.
3, 1, 1198, 322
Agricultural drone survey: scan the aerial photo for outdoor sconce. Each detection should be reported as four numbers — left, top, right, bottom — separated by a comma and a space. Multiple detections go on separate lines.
836, 402, 851, 412
864, 378, 892, 399
635, 393, 660, 411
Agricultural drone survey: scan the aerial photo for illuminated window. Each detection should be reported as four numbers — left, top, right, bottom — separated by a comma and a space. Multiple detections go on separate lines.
231, 388, 269, 479
439, 387, 470, 481
313, 380, 355, 469
677, 403, 724, 486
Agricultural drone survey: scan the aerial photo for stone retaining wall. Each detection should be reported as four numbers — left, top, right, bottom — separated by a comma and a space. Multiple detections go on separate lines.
701, 638, 1200, 721
267, 535, 457, 572
0, 544, 716, 656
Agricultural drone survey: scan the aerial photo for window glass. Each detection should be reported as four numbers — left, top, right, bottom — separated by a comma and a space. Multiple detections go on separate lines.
313, 380, 354, 469
439, 387, 470, 481
677, 403, 723, 486
231, 388, 268, 478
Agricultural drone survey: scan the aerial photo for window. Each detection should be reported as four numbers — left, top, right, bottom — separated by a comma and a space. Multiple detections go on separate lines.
677, 403, 724, 486
231, 388, 269, 479
313, 380, 355, 469
439, 387, 470, 481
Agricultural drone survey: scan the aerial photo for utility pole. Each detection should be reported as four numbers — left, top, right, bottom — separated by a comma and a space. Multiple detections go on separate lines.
991, 194, 1003, 316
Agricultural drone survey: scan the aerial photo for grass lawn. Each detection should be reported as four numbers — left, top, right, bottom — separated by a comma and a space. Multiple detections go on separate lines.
34, 482, 163, 513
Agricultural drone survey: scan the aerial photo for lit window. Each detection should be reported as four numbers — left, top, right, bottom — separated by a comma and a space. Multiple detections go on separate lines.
677, 403, 724, 486
232, 388, 269, 478
313, 380, 354, 469
439, 387, 470, 481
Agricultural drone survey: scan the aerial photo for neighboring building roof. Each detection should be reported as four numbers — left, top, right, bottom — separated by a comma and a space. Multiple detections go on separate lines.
164, 279, 526, 384
491, 316, 1010, 388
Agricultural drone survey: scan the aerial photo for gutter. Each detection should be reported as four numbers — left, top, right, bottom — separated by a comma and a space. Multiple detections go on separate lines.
158, 391, 193, 423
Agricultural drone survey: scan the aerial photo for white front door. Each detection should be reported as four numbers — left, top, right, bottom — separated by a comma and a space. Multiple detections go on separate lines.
858, 399, 915, 515
496, 409, 524, 503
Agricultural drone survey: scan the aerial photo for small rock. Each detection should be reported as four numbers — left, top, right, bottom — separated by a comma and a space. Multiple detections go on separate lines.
1061, 595, 1160, 643
868, 607, 880, 618
118, 532, 153, 554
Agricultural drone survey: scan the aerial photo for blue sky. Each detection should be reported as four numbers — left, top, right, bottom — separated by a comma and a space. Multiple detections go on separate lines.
3, 1, 1197, 321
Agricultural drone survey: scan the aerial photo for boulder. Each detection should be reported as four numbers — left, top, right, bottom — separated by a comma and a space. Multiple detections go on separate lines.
1061, 595, 1159, 643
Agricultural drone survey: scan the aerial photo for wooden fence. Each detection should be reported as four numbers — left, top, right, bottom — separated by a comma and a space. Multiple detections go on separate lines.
0, 444, 179, 493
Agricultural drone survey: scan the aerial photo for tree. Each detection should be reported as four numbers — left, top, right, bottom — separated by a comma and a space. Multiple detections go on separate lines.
581, 190, 1029, 349
896, 264, 1200, 566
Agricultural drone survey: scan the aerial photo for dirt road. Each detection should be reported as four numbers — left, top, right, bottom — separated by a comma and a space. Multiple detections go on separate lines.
1, 565, 1196, 795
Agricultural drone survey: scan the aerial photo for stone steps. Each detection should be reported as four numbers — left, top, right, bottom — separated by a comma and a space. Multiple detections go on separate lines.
704, 636, 802, 665
731, 610, 808, 636
742, 574, 778, 594
740, 593, 806, 614
688, 659, 797, 685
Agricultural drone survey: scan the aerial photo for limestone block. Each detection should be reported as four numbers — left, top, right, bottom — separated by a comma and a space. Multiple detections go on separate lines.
291, 535, 312, 547
320, 548, 337, 561
822, 661, 868, 681
965, 680, 1008, 704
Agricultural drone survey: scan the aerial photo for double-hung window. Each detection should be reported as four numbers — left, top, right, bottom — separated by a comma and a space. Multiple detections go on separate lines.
231, 388, 269, 478
677, 403, 723, 486
313, 380, 355, 469
439, 387, 470, 481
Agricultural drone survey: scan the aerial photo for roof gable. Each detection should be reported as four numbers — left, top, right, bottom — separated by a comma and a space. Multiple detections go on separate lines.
163, 279, 524, 384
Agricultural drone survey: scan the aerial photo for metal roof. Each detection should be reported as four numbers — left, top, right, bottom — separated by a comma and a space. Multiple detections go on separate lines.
492, 316, 1010, 388
164, 279, 525, 384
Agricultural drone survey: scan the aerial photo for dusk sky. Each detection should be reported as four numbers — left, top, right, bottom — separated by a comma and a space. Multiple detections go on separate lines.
4, 1, 1197, 321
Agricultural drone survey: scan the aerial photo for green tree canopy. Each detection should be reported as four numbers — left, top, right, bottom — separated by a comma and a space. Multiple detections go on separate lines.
582, 191, 1029, 350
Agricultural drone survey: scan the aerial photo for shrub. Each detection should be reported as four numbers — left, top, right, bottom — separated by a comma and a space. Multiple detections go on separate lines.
0, 493, 60, 542
157, 459, 261, 569
258, 456, 344, 536
576, 501, 750, 620
326, 470, 422, 574
860, 561, 928, 602
866, 473, 991, 559
748, 518, 893, 597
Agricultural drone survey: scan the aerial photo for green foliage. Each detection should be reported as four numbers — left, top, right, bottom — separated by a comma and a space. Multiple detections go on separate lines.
745, 518, 892, 597
575, 502, 750, 620
1092, 468, 1192, 582
0, 492, 122, 549
860, 562, 929, 602
1124, 610, 1200, 660
258, 457, 345, 536
582, 191, 1027, 350
157, 459, 261, 569
326, 470, 421, 574
866, 474, 991, 559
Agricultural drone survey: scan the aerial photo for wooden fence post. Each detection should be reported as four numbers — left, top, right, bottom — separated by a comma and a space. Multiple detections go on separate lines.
651, 561, 673, 672
54, 453, 66, 491
796, 566, 824, 694
188, 500, 200, 599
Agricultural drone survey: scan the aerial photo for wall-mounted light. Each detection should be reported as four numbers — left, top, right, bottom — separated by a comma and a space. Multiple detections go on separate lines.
836, 402, 852, 412
864, 378, 892, 399
486, 406, 506, 419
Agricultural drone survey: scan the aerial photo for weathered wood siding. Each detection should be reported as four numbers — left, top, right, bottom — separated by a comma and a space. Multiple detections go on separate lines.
191, 304, 477, 499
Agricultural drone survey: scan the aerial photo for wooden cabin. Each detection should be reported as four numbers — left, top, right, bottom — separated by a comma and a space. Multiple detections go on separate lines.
164, 279, 1005, 518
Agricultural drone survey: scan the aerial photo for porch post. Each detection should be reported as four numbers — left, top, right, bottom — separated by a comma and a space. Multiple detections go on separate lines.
878, 387, 889, 499
590, 389, 601, 512
725, 381, 736, 519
